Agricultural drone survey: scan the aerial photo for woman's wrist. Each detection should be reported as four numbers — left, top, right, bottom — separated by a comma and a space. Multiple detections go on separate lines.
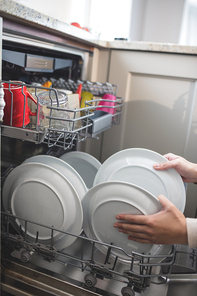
186, 218, 197, 247
192, 163, 197, 184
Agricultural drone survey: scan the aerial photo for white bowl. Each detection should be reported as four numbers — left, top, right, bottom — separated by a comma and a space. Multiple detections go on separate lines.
60, 151, 101, 189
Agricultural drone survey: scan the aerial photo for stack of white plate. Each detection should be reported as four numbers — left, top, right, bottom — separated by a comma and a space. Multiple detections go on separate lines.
2, 148, 186, 262
81, 148, 186, 263
2, 155, 88, 250
93, 148, 186, 212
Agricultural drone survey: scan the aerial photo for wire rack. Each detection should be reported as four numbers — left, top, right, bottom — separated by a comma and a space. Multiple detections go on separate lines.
1, 80, 124, 150
49, 78, 118, 96
1, 211, 176, 296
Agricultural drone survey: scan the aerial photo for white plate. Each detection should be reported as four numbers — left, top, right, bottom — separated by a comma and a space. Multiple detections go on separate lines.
82, 181, 163, 263
23, 155, 87, 201
2, 162, 83, 250
94, 148, 186, 213
60, 151, 101, 189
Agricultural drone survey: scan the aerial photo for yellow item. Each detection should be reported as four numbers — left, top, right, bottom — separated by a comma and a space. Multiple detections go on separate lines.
80, 91, 93, 109
42, 81, 52, 89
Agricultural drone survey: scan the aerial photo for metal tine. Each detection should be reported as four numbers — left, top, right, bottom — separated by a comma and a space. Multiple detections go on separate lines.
35, 231, 39, 243
140, 255, 145, 275
104, 242, 113, 265
86, 80, 93, 93
90, 242, 96, 263
112, 256, 118, 271
19, 225, 23, 237
8, 82, 14, 126
130, 254, 135, 272
95, 82, 102, 96
51, 226, 54, 249
6, 214, 10, 234
24, 220, 27, 241
80, 235, 85, 271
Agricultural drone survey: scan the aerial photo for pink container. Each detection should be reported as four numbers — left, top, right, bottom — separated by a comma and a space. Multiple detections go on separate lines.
96, 93, 116, 115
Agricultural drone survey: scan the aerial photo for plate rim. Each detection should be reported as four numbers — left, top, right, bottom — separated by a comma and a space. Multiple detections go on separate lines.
23, 154, 87, 200
93, 148, 186, 212
3, 162, 83, 249
82, 180, 163, 262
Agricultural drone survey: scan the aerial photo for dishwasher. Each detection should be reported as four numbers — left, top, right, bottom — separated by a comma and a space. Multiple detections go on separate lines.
0, 17, 196, 296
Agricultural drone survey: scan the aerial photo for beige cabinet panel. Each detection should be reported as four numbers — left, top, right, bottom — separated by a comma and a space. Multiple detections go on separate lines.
101, 51, 197, 160
120, 73, 195, 155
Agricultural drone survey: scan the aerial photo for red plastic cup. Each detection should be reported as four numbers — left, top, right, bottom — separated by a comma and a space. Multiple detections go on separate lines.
3, 82, 37, 127
96, 93, 116, 115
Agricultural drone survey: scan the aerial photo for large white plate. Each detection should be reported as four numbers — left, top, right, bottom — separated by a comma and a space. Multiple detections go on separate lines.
94, 148, 186, 212
2, 162, 83, 250
82, 181, 163, 263
23, 155, 87, 201
60, 151, 101, 189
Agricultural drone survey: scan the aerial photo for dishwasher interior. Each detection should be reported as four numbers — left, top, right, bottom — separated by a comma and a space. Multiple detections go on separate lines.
1, 28, 197, 296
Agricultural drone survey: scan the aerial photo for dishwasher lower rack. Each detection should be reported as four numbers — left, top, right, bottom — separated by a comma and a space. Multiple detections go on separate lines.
0, 80, 124, 150
1, 211, 176, 296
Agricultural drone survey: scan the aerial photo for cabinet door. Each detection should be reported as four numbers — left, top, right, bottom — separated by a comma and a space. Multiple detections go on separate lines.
118, 73, 196, 155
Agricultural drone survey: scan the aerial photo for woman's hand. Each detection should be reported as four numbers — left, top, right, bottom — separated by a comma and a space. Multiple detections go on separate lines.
114, 195, 188, 245
153, 153, 197, 183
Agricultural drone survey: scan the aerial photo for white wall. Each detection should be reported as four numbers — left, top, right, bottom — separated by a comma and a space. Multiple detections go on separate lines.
88, 0, 132, 40
129, 0, 197, 45
13, 0, 132, 41
130, 0, 185, 43
180, 0, 197, 45
143, 0, 185, 43
13, 0, 197, 45
13, 0, 91, 26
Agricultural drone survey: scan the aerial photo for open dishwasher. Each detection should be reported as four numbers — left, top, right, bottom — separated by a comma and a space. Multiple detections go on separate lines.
0, 17, 195, 296
0, 79, 178, 296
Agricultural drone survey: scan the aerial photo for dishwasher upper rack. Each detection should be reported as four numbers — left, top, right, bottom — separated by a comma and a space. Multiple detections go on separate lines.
0, 81, 124, 150
1, 211, 176, 296
49, 78, 118, 96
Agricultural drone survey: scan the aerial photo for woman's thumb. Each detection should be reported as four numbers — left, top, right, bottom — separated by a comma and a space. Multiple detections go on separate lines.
157, 194, 173, 209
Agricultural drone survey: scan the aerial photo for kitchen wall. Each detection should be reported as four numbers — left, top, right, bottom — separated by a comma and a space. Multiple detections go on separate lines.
130, 0, 197, 45
12, 0, 132, 40
12, 0, 197, 45
130, 0, 185, 43
12, 0, 91, 27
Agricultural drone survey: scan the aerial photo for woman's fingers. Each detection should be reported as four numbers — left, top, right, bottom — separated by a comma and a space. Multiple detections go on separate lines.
115, 213, 149, 225
114, 194, 187, 245
153, 160, 179, 171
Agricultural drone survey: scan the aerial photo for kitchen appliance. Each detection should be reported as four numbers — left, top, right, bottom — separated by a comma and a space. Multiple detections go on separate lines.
0, 17, 195, 296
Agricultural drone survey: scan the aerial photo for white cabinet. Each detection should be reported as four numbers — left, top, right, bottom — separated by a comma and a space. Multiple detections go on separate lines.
83, 48, 197, 218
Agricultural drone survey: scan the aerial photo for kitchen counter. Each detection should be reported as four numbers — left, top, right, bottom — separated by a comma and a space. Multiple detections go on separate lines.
0, 0, 96, 41
106, 40, 197, 55
0, 0, 197, 55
